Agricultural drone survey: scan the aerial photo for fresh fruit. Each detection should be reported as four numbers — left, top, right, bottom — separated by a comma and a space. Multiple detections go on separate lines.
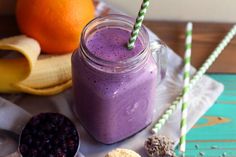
19, 113, 79, 157
16, 0, 95, 54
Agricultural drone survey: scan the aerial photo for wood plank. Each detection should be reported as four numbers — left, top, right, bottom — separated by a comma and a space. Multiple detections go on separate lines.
144, 21, 236, 73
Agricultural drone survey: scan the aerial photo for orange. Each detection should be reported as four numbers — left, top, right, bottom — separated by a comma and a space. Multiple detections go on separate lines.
16, 0, 95, 54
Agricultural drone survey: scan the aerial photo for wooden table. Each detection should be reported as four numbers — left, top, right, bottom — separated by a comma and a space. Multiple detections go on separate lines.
144, 21, 236, 73
1, 16, 236, 156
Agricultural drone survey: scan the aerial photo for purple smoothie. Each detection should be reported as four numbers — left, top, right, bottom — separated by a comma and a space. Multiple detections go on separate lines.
72, 27, 158, 144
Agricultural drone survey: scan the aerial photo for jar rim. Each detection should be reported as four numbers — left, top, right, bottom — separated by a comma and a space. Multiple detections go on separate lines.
79, 14, 150, 73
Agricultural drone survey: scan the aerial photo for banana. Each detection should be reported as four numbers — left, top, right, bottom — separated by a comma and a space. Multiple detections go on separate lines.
0, 35, 72, 95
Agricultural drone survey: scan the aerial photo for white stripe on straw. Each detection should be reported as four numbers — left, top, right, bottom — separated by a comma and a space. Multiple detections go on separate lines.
152, 24, 236, 134
179, 22, 193, 153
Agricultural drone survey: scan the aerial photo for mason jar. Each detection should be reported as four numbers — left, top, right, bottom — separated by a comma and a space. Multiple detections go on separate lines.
72, 14, 167, 144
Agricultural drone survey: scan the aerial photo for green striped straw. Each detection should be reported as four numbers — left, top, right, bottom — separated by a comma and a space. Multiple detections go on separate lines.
179, 22, 193, 153
127, 0, 150, 50
152, 24, 236, 134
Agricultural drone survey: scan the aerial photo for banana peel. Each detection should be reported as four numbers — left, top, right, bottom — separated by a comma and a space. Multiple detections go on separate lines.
0, 35, 72, 95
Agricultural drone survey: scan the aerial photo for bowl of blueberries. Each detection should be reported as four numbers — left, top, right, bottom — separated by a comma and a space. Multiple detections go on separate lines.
19, 112, 80, 157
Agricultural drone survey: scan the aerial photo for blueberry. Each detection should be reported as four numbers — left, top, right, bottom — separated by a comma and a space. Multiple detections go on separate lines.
50, 123, 56, 129
62, 143, 67, 150
31, 149, 37, 157
20, 144, 28, 153
72, 130, 77, 136
54, 139, 60, 145
31, 129, 38, 135
31, 117, 40, 126
36, 140, 41, 146
49, 154, 54, 157
23, 135, 33, 145
44, 137, 50, 144
56, 148, 63, 153
47, 144, 52, 150
64, 127, 71, 133
41, 150, 47, 156
38, 146, 43, 151
48, 134, 54, 139
43, 123, 52, 131
63, 148, 68, 153
56, 152, 66, 157
67, 139, 75, 150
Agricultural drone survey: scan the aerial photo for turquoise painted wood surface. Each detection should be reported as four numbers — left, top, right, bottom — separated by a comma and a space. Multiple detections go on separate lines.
176, 74, 236, 157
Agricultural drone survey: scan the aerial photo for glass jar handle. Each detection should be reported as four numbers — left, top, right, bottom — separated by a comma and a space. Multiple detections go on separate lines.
150, 40, 168, 84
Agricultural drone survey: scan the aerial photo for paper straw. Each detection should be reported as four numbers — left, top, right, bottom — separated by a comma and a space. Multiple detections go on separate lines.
127, 0, 150, 50
179, 22, 193, 153
152, 24, 236, 134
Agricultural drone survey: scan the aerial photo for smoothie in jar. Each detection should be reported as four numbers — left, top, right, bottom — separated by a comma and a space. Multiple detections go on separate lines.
72, 15, 161, 144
